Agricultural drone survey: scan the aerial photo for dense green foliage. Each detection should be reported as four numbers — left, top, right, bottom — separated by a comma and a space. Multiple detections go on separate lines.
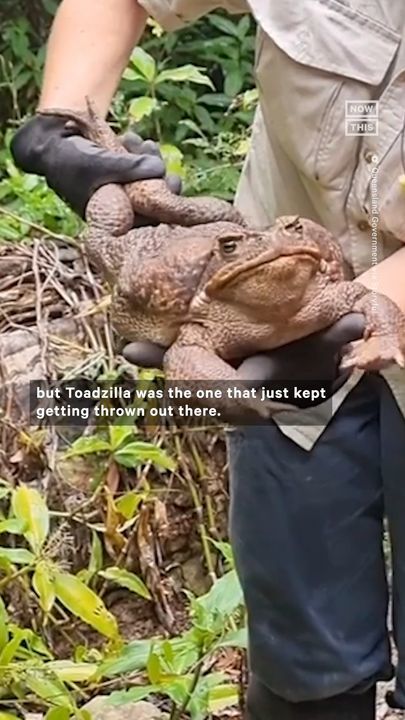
0, 1, 257, 241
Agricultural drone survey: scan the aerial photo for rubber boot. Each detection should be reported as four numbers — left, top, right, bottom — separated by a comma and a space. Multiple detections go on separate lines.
246, 681, 376, 720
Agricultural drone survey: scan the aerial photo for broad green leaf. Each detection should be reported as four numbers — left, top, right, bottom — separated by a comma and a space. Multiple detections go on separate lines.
116, 491, 143, 520
45, 708, 71, 720
122, 67, 146, 83
208, 14, 240, 36
54, 572, 119, 639
147, 651, 161, 685
157, 65, 213, 88
129, 97, 158, 122
0, 597, 8, 652
208, 683, 239, 712
0, 713, 20, 720
33, 561, 56, 613
0, 547, 35, 564
12, 485, 49, 553
108, 685, 158, 705
0, 629, 26, 668
160, 143, 184, 177
99, 567, 151, 600
0, 518, 25, 535
65, 436, 111, 458
217, 628, 247, 649
197, 570, 243, 618
108, 424, 134, 452
25, 671, 73, 709
130, 47, 156, 83
99, 638, 152, 677
114, 441, 175, 471
224, 69, 243, 97
47, 660, 98, 683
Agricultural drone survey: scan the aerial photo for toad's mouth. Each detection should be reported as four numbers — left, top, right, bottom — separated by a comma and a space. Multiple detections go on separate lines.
205, 247, 321, 293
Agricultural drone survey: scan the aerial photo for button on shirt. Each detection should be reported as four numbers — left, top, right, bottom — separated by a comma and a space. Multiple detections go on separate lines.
138, 0, 405, 449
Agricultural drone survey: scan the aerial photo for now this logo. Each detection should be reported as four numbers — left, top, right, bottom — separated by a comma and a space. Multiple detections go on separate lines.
345, 100, 379, 136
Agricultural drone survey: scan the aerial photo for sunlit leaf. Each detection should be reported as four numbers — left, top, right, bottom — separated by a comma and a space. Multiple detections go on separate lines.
54, 572, 119, 639
33, 561, 56, 613
99, 567, 151, 600
130, 47, 156, 83
0, 518, 25, 534
45, 707, 71, 720
116, 491, 143, 520
146, 651, 161, 685
88, 531, 103, 575
25, 670, 73, 709
108, 425, 134, 452
129, 97, 159, 122
0, 547, 35, 564
99, 638, 152, 677
47, 660, 98, 683
64, 436, 111, 458
160, 143, 184, 177
12, 485, 49, 553
156, 65, 214, 88
114, 441, 175, 471
208, 683, 239, 712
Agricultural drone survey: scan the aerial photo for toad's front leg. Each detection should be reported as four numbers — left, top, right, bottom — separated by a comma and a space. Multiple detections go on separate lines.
163, 342, 293, 422
339, 286, 405, 371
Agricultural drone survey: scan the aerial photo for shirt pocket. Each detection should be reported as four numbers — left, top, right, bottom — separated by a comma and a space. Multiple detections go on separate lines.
253, 0, 400, 190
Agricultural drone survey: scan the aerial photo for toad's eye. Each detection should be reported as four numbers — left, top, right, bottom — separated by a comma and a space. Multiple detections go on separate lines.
220, 239, 238, 254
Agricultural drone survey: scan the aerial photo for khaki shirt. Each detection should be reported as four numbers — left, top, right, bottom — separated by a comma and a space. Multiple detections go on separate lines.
139, 0, 405, 448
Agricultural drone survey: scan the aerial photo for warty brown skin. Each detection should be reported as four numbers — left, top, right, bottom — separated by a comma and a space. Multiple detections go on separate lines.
39, 105, 405, 419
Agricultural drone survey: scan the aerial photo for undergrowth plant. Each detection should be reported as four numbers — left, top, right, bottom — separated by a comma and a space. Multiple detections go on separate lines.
0, 478, 246, 718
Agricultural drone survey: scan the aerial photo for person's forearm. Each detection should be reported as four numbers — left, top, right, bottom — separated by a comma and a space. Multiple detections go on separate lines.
358, 246, 405, 313
38, 0, 147, 115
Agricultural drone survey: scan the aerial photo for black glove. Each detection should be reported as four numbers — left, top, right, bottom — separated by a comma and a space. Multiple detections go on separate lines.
122, 314, 365, 409
10, 114, 169, 218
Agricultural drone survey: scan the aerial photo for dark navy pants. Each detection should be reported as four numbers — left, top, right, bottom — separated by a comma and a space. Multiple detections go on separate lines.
227, 374, 405, 704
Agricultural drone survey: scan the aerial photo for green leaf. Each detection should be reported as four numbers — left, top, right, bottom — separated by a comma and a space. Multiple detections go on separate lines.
33, 561, 56, 613
0, 597, 9, 652
146, 651, 161, 685
197, 570, 243, 618
209, 539, 234, 568
160, 143, 184, 177
0, 713, 21, 720
47, 660, 98, 683
99, 567, 151, 600
88, 531, 103, 575
108, 685, 158, 705
208, 14, 240, 36
25, 671, 73, 709
108, 424, 134, 452
65, 436, 111, 458
45, 708, 71, 720
208, 683, 239, 713
129, 97, 159, 122
217, 628, 247, 649
156, 65, 214, 88
116, 491, 143, 520
114, 441, 175, 471
0, 547, 35, 564
0, 518, 25, 535
130, 47, 156, 83
99, 638, 152, 677
54, 572, 119, 639
12, 485, 49, 553
224, 70, 243, 97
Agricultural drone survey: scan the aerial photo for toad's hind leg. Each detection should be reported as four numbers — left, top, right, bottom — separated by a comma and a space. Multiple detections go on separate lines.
164, 343, 293, 421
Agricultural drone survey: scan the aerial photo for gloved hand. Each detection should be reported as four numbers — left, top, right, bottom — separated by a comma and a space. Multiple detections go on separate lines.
122, 314, 366, 409
11, 114, 180, 219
